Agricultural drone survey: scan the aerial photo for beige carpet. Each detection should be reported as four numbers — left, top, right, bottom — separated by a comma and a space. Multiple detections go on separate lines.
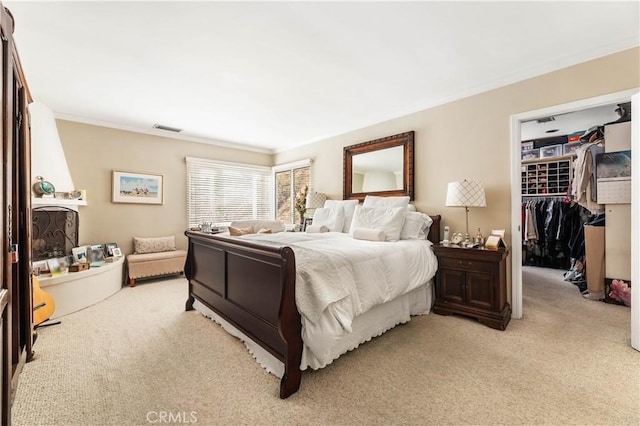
11, 267, 639, 425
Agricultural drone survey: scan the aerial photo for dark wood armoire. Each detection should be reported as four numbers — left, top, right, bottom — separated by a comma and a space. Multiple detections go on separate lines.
0, 3, 34, 424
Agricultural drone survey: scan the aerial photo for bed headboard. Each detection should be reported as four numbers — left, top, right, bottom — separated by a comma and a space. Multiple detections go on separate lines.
428, 215, 441, 245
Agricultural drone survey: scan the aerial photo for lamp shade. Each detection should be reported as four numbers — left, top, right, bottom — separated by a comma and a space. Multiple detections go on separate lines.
445, 180, 486, 208
305, 191, 327, 209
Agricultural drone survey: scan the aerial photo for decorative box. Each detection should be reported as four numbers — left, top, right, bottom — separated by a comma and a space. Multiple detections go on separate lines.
521, 141, 534, 151
563, 142, 581, 155
521, 148, 539, 161
604, 278, 631, 307
567, 131, 584, 142
540, 144, 563, 159
69, 263, 89, 272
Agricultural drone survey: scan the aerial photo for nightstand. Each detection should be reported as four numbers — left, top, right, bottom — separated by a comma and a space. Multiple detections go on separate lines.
432, 244, 511, 330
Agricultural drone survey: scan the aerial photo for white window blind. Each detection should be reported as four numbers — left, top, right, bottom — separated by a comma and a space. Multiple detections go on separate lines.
186, 157, 274, 227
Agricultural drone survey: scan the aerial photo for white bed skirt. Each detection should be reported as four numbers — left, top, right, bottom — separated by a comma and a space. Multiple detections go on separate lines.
194, 280, 434, 378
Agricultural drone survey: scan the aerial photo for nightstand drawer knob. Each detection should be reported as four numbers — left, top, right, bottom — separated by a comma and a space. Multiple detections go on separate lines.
458, 261, 471, 268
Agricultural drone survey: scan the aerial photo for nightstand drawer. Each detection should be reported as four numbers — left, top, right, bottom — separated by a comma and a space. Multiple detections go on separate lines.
438, 257, 495, 274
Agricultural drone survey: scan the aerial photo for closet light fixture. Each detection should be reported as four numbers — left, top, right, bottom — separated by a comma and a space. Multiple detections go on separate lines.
445, 180, 486, 245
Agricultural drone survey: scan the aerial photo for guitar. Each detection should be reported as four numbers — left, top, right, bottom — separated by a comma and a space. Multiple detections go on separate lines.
32, 275, 55, 326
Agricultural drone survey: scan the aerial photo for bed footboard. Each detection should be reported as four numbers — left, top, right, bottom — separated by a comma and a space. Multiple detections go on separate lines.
184, 231, 302, 398
183, 214, 440, 399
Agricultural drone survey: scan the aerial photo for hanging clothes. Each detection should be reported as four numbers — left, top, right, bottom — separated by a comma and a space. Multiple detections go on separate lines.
572, 127, 605, 213
522, 198, 590, 269
561, 201, 590, 260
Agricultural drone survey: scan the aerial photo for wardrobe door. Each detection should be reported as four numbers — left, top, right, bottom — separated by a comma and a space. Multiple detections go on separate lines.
0, 9, 11, 422
0, 4, 34, 422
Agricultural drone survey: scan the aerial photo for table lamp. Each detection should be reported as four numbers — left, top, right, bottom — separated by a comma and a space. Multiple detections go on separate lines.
305, 191, 327, 217
445, 180, 486, 245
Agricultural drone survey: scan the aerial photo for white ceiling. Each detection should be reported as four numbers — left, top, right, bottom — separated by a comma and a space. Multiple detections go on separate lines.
520, 103, 622, 141
6, 1, 639, 153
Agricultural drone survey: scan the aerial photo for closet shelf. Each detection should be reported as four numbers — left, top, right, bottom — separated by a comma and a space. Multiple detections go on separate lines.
521, 153, 575, 164
521, 157, 573, 197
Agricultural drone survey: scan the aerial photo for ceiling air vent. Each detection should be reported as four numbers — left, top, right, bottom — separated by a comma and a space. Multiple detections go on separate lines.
153, 123, 182, 133
536, 116, 555, 124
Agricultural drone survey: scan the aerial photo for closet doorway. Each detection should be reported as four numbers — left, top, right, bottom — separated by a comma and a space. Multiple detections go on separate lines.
509, 89, 639, 351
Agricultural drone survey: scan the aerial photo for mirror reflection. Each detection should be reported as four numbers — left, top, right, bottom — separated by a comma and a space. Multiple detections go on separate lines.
343, 131, 414, 201
352, 146, 403, 192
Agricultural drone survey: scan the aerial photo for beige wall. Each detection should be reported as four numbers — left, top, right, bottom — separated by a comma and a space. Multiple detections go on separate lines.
56, 121, 272, 254
275, 47, 640, 245
56, 47, 639, 258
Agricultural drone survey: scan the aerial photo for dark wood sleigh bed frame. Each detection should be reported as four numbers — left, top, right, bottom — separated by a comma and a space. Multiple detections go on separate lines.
184, 215, 440, 398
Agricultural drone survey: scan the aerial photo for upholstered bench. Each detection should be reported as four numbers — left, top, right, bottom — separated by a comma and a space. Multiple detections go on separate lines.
126, 236, 187, 287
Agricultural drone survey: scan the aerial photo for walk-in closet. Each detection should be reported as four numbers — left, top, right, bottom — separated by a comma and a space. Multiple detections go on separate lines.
520, 102, 632, 308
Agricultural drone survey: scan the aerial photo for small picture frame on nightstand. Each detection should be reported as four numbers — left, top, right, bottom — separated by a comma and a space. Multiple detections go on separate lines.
302, 217, 313, 232
485, 235, 506, 250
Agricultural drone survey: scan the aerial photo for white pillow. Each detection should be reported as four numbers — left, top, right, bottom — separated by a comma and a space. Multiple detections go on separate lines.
352, 228, 385, 242
133, 236, 176, 254
400, 212, 434, 240
363, 195, 410, 209
306, 225, 329, 233
323, 200, 359, 233
349, 205, 406, 242
311, 207, 345, 233
229, 220, 285, 233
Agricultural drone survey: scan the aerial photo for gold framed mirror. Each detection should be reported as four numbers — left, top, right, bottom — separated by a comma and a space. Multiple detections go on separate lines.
343, 131, 414, 201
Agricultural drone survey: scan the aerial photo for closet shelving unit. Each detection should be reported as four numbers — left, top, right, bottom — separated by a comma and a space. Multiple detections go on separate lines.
521, 154, 574, 196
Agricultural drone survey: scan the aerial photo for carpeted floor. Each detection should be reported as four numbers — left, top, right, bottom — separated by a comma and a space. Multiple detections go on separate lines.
11, 267, 639, 425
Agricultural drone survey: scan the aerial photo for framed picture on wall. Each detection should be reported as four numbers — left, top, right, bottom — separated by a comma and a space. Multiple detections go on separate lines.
112, 170, 164, 204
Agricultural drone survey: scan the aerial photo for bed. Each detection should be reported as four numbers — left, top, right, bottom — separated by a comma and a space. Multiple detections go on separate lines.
184, 209, 441, 398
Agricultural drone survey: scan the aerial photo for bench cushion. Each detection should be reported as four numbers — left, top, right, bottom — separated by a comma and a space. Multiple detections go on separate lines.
133, 236, 176, 254
127, 249, 187, 280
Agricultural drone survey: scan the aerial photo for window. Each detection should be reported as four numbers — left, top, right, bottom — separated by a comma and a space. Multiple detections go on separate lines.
186, 157, 273, 227
273, 159, 312, 224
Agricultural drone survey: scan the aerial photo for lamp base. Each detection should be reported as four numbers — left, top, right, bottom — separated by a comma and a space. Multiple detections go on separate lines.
464, 207, 471, 246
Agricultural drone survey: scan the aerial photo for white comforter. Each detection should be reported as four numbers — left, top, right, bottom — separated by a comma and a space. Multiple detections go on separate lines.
241, 232, 438, 367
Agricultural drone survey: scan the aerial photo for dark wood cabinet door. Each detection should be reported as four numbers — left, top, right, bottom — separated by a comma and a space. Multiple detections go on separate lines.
437, 268, 466, 304
0, 12, 11, 423
465, 271, 495, 310
0, 4, 34, 422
